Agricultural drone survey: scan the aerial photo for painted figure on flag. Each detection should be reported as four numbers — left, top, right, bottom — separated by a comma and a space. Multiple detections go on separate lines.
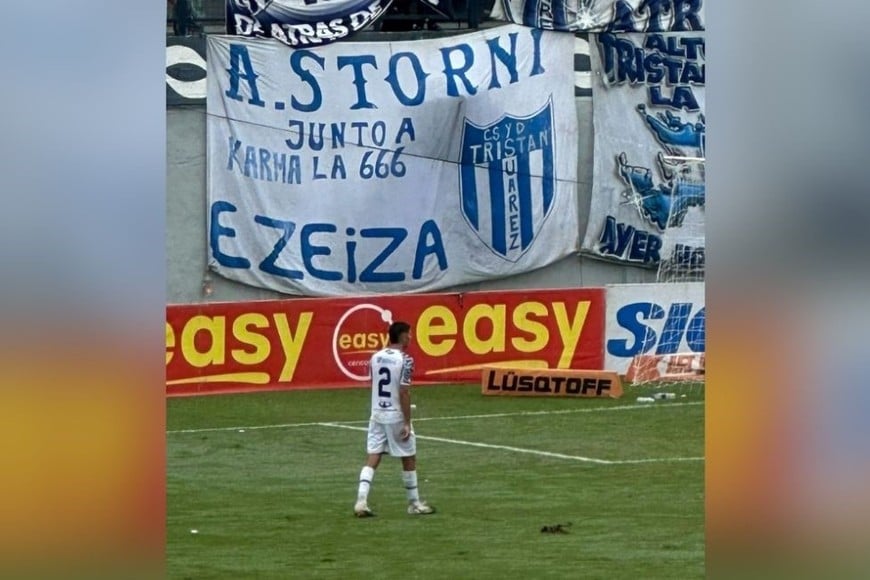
616, 152, 704, 230
636, 104, 705, 157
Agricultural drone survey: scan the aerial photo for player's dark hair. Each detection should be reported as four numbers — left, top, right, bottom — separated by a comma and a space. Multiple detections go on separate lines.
389, 321, 411, 344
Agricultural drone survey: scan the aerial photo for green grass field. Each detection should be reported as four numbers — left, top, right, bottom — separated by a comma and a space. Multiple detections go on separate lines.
167, 384, 704, 579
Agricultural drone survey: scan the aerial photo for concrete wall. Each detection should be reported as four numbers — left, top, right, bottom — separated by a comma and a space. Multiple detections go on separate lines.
167, 94, 656, 305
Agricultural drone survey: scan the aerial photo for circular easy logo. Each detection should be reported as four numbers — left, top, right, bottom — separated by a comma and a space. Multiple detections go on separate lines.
332, 304, 393, 381
228, 0, 394, 47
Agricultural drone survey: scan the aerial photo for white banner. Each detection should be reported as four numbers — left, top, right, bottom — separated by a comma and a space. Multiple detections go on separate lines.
605, 282, 704, 374
581, 32, 705, 269
492, 0, 705, 32
206, 27, 579, 296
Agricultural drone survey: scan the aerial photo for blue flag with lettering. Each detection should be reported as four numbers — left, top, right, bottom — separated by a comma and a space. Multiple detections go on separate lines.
581, 31, 705, 269
491, 0, 705, 32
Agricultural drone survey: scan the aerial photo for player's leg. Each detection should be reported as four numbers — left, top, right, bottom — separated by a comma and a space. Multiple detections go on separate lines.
365, 453, 382, 468
355, 421, 386, 517
400, 454, 421, 503
386, 423, 435, 515
399, 455, 433, 514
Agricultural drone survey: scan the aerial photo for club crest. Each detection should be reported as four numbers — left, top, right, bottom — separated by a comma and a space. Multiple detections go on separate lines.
459, 100, 557, 261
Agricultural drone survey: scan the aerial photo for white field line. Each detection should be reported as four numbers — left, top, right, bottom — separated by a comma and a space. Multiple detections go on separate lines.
167, 420, 325, 435
318, 422, 611, 464
606, 457, 706, 465
317, 422, 704, 466
167, 401, 703, 435
390, 401, 704, 424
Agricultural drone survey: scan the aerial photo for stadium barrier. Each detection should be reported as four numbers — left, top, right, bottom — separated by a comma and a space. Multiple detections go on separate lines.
604, 282, 705, 376
166, 287, 605, 396
165, 282, 707, 396
481, 366, 623, 399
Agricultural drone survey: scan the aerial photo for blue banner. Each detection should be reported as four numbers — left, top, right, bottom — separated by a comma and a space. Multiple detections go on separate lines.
582, 32, 705, 269
492, 0, 705, 33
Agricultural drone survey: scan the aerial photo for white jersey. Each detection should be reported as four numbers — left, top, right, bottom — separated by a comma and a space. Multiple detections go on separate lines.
369, 348, 413, 424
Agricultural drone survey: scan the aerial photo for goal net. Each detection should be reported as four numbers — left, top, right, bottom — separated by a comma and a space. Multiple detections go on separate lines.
628, 155, 705, 397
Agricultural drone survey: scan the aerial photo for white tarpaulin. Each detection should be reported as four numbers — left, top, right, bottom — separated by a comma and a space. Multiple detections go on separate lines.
206, 26, 579, 296
491, 0, 705, 32
581, 32, 705, 269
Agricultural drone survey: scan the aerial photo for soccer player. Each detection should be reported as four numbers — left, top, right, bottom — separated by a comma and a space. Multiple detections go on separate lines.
354, 321, 435, 517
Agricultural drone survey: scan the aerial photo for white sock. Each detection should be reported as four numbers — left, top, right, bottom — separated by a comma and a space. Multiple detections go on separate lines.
357, 466, 375, 502
402, 470, 420, 503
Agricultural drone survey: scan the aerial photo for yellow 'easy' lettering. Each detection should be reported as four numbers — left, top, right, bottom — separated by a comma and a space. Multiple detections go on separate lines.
232, 313, 271, 365
417, 306, 456, 357
511, 302, 549, 352
463, 304, 506, 355
352, 333, 368, 350
552, 301, 590, 368
274, 312, 313, 382
181, 315, 226, 368
166, 322, 175, 365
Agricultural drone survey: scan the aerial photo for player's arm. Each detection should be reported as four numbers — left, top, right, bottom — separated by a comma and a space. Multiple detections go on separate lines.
399, 355, 414, 439
399, 386, 412, 430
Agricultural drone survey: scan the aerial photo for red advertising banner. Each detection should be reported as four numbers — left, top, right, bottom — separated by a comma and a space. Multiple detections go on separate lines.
166, 288, 605, 396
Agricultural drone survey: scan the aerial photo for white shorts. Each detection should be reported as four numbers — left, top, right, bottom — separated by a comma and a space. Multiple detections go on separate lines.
366, 419, 416, 457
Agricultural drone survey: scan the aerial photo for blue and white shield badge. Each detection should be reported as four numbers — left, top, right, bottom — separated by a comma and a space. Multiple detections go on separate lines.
459, 100, 556, 262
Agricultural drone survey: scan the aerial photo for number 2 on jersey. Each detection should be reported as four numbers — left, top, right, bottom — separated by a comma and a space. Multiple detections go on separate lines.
377, 367, 391, 398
